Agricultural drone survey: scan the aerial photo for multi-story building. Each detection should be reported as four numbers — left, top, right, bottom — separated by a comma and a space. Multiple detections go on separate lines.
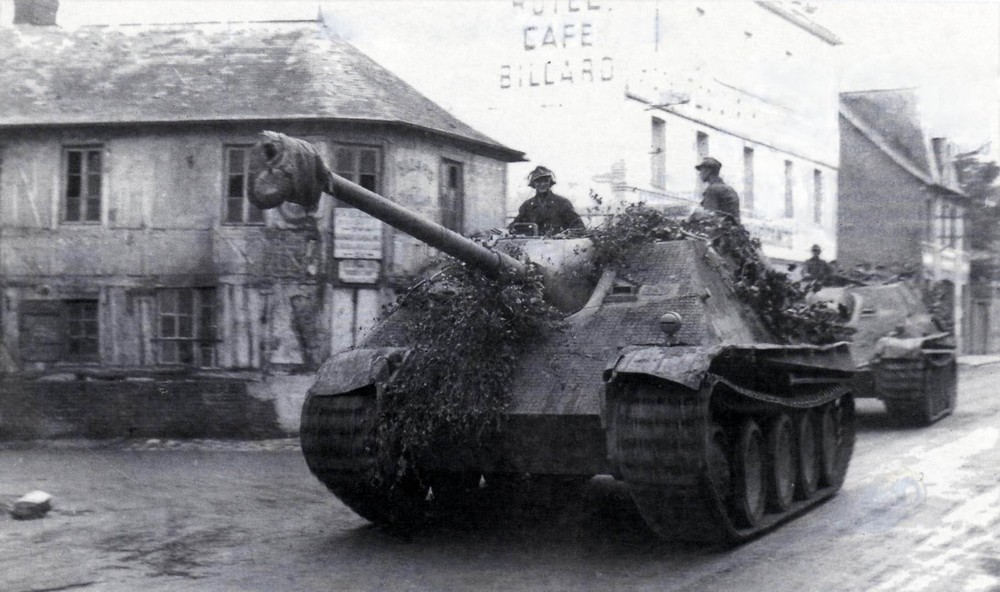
0, 3, 522, 436
839, 88, 971, 350
328, 0, 844, 263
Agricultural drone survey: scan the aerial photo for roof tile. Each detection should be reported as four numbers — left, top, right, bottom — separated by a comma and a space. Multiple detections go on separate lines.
0, 20, 521, 160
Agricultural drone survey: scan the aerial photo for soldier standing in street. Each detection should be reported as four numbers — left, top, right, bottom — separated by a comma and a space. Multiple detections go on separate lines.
695, 157, 741, 223
510, 166, 585, 236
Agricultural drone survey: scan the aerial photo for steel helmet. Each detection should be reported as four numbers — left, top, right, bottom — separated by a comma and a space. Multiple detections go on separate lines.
527, 166, 556, 186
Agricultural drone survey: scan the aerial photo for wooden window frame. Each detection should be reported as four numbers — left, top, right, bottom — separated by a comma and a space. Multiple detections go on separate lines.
65, 299, 100, 362
812, 168, 823, 225
18, 299, 100, 363
333, 144, 381, 206
650, 117, 666, 190
63, 146, 103, 224
440, 158, 465, 232
742, 147, 755, 215
783, 160, 794, 219
695, 132, 709, 191
156, 287, 218, 367
222, 145, 265, 225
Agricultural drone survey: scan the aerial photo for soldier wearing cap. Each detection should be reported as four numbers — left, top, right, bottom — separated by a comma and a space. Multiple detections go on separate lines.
804, 244, 832, 281
695, 156, 741, 223
510, 166, 585, 235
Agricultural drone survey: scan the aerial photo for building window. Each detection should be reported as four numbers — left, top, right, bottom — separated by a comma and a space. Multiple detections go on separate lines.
18, 300, 99, 363
742, 147, 755, 214
66, 300, 100, 361
224, 146, 264, 224
783, 160, 794, 219
696, 132, 709, 159
64, 147, 102, 223
440, 159, 465, 232
813, 169, 823, 224
925, 199, 933, 243
157, 288, 217, 367
334, 145, 380, 206
651, 117, 666, 189
938, 203, 963, 249
695, 132, 709, 190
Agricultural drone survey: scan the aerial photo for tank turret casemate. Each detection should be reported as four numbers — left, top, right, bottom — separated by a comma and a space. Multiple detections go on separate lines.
250, 132, 857, 546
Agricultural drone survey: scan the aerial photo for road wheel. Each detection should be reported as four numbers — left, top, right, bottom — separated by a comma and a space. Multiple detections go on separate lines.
732, 418, 766, 528
765, 414, 796, 513
794, 411, 819, 500
819, 404, 840, 486
819, 397, 854, 489
707, 424, 733, 509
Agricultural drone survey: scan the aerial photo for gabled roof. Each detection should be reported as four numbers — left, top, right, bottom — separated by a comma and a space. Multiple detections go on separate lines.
0, 19, 524, 161
840, 89, 964, 196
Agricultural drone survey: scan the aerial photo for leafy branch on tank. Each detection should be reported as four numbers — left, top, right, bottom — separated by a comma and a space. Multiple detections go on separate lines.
585, 200, 853, 345
369, 251, 566, 490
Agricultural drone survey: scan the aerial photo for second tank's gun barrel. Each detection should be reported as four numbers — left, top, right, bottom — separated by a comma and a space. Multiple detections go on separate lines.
326, 173, 526, 278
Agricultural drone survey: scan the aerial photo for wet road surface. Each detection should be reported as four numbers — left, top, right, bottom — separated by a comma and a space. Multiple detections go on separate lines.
2, 366, 998, 592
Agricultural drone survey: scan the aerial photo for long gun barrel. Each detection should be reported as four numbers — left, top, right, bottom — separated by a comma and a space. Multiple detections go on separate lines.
325, 174, 526, 278
249, 131, 525, 278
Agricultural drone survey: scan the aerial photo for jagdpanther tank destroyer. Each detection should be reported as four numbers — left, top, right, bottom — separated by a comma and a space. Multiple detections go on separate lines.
813, 282, 957, 425
251, 132, 857, 545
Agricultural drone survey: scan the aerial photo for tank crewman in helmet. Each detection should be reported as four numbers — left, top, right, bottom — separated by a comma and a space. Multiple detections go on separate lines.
695, 157, 741, 223
510, 166, 585, 236
804, 244, 832, 282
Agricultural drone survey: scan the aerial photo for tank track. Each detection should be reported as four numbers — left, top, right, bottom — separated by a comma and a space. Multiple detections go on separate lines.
299, 387, 396, 523
301, 388, 487, 527
607, 374, 855, 546
875, 354, 957, 426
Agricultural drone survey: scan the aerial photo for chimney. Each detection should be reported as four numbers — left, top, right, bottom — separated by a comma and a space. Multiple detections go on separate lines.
931, 138, 946, 178
13, 0, 59, 26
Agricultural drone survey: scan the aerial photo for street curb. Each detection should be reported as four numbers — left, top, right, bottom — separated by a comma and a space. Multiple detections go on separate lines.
958, 358, 1000, 368
0, 438, 301, 452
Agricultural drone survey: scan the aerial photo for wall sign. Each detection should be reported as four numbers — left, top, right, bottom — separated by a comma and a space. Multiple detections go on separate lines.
500, 0, 614, 89
334, 208, 383, 260
338, 259, 381, 284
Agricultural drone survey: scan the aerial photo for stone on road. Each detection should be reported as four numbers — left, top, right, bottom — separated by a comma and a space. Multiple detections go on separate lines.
10, 490, 53, 520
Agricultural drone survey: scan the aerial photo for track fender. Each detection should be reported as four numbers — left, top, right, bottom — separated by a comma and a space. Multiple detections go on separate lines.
309, 347, 411, 397
601, 346, 716, 428
603, 345, 718, 391
872, 333, 954, 361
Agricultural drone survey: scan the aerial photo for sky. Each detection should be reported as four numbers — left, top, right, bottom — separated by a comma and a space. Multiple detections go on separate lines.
5, 0, 999, 156
817, 0, 1000, 154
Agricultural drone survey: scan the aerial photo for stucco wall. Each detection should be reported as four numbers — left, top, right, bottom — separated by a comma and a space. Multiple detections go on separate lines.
608, 99, 839, 261
0, 123, 512, 373
392, 1, 844, 261
838, 115, 927, 271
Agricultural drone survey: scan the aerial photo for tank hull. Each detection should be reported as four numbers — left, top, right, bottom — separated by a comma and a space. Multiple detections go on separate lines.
301, 355, 855, 545
301, 240, 858, 545
253, 135, 860, 543
870, 351, 958, 425
816, 283, 958, 425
